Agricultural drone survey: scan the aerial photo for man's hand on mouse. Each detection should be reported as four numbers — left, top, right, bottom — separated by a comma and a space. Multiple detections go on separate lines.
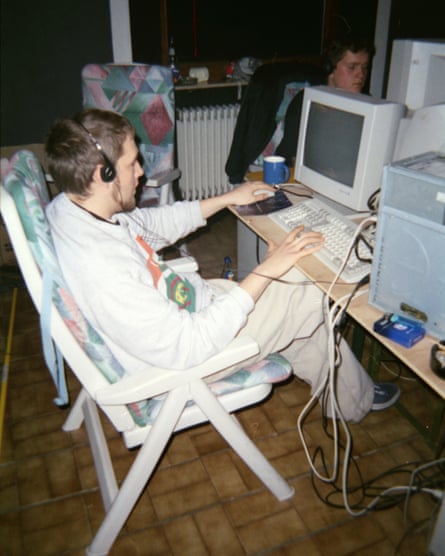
224, 181, 276, 206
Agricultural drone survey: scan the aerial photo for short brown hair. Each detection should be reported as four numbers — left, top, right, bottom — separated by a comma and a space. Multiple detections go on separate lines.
322, 36, 375, 75
45, 108, 135, 195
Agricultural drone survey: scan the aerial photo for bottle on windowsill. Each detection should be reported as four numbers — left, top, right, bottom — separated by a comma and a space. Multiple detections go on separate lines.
168, 37, 181, 84
226, 61, 235, 81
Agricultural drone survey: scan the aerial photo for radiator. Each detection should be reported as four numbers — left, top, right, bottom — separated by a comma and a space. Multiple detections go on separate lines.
176, 104, 240, 200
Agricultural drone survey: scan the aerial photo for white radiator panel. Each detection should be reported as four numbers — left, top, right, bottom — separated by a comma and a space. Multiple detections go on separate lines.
176, 104, 240, 200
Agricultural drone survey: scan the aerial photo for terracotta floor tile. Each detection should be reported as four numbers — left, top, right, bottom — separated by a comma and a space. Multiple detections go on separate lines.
262, 392, 300, 432
12, 415, 71, 460
256, 429, 303, 461
148, 459, 209, 496
279, 536, 323, 555
370, 505, 412, 547
365, 412, 419, 446
203, 451, 250, 498
389, 436, 434, 463
6, 358, 48, 389
189, 426, 229, 456
237, 507, 307, 554
270, 447, 307, 478
349, 538, 395, 556
21, 496, 86, 533
346, 422, 379, 455
0, 511, 23, 556
124, 489, 159, 531
73, 445, 98, 491
222, 451, 264, 493
0, 462, 19, 511
45, 448, 82, 497
237, 405, 275, 438
162, 515, 209, 556
225, 488, 293, 527
8, 381, 63, 422
22, 516, 92, 556
312, 516, 384, 555
277, 377, 312, 407
195, 505, 245, 555
151, 479, 219, 521
16, 456, 51, 506
291, 476, 350, 531
163, 431, 200, 465
0, 424, 14, 462
111, 526, 171, 555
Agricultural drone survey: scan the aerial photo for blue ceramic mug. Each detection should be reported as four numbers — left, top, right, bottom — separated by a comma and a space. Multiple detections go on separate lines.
263, 156, 290, 185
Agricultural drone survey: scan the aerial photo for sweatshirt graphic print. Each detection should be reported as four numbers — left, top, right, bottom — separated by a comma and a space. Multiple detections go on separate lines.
135, 235, 196, 312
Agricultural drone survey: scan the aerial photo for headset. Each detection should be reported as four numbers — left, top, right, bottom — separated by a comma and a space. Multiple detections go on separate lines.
321, 44, 337, 76
322, 56, 335, 76
76, 120, 116, 182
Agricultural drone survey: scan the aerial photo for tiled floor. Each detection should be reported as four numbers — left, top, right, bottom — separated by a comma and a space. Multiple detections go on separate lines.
1, 209, 444, 555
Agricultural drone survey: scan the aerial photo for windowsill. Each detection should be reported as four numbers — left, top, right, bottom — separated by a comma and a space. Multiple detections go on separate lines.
174, 80, 248, 91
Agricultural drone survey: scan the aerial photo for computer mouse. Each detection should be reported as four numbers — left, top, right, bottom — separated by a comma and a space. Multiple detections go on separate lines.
253, 189, 275, 198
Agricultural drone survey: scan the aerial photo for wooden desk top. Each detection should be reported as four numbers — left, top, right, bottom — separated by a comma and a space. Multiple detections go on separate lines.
231, 180, 445, 399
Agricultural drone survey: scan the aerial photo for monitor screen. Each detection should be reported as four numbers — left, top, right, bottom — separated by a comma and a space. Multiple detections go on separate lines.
304, 103, 363, 188
295, 86, 404, 213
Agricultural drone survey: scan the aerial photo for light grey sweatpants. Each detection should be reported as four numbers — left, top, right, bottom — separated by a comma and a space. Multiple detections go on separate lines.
209, 267, 374, 423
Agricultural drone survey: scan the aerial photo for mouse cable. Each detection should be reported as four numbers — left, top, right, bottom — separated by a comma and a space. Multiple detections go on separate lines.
278, 186, 313, 199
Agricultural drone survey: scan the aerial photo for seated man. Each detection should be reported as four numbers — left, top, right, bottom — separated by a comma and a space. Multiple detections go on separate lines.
45, 108, 399, 422
276, 35, 375, 166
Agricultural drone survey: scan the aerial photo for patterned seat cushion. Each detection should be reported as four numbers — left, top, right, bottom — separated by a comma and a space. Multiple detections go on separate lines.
4, 150, 292, 427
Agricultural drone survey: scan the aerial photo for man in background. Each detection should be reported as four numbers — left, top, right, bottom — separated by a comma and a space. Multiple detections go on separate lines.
324, 35, 374, 93
276, 36, 375, 166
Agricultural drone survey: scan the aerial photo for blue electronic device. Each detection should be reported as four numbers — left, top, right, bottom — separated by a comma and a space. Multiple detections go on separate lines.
373, 314, 426, 348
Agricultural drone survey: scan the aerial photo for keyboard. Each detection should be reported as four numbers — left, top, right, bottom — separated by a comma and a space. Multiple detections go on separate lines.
268, 196, 372, 283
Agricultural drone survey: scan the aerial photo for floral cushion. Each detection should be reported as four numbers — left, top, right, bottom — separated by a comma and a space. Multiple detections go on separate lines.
4, 150, 292, 427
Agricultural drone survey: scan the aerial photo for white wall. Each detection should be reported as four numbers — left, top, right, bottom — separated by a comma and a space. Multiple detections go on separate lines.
109, 0, 133, 63
370, 0, 392, 98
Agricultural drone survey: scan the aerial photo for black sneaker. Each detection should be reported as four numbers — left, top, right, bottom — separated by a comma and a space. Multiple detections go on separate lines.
371, 382, 400, 411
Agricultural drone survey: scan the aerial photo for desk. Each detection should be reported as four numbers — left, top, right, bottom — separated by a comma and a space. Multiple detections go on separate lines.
231, 181, 445, 403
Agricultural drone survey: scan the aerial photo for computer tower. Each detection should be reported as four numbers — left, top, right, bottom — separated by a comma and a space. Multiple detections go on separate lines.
369, 152, 445, 339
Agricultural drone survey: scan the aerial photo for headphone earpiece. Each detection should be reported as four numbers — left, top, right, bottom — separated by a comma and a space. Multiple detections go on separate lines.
75, 120, 116, 183
99, 152, 116, 183
322, 56, 334, 76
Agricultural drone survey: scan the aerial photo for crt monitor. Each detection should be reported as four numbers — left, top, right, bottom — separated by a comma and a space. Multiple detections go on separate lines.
294, 86, 404, 213
386, 39, 445, 112
393, 103, 445, 161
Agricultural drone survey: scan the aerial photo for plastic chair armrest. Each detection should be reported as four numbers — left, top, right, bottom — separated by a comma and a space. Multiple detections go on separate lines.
167, 256, 199, 273
94, 336, 259, 405
146, 168, 181, 188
